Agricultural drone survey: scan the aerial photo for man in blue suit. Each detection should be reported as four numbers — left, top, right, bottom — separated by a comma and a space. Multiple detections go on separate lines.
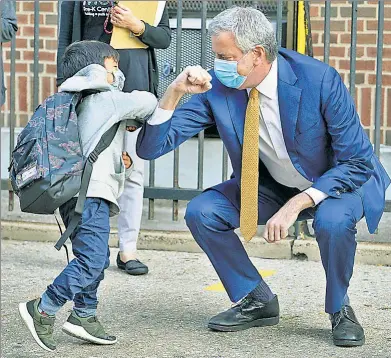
137, 7, 390, 347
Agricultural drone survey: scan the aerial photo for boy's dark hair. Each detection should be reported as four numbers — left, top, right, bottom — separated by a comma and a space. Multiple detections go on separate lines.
61, 40, 119, 81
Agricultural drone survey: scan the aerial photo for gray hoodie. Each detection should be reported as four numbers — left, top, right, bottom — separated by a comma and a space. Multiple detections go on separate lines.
60, 64, 157, 216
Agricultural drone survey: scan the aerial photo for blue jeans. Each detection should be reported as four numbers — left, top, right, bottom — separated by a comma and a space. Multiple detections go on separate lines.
40, 198, 111, 317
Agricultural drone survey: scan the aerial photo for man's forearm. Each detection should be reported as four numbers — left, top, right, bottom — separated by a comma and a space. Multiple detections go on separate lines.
288, 192, 315, 213
159, 85, 184, 110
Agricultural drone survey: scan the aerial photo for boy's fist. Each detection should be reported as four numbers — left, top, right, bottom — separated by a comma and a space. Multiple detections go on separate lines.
122, 151, 132, 169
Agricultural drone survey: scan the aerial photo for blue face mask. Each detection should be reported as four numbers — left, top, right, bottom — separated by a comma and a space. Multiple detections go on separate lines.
108, 68, 125, 91
214, 52, 252, 89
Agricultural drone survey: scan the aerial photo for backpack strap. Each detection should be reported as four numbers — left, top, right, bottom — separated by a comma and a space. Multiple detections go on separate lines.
54, 122, 121, 251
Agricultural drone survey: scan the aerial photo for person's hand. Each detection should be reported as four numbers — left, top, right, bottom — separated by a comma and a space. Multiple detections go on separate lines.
262, 192, 314, 243
111, 5, 145, 34
122, 151, 132, 169
169, 66, 212, 95
126, 126, 137, 132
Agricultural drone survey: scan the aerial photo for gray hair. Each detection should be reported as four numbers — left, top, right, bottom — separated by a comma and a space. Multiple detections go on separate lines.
208, 7, 278, 63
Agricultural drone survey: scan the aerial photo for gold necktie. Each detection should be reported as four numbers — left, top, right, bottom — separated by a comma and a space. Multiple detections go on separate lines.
240, 88, 260, 242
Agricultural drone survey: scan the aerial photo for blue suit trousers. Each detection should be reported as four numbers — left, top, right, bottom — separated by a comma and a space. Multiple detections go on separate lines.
185, 173, 363, 314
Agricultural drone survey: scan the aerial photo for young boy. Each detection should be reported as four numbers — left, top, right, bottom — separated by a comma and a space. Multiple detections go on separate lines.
18, 41, 157, 352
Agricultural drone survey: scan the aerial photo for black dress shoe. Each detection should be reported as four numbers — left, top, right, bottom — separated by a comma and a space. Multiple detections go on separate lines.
116, 253, 149, 276
331, 305, 365, 347
208, 295, 279, 332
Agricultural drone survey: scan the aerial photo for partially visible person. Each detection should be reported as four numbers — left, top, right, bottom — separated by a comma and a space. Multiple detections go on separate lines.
57, 1, 172, 275
19, 40, 158, 352
1, 0, 18, 106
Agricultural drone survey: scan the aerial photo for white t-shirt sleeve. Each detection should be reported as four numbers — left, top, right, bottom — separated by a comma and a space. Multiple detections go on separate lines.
147, 107, 174, 125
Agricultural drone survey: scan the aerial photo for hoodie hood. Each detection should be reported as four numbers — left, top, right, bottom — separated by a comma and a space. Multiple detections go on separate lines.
60, 64, 114, 92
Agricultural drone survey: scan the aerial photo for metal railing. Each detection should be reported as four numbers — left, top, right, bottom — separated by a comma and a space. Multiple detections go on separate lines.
1, 0, 390, 224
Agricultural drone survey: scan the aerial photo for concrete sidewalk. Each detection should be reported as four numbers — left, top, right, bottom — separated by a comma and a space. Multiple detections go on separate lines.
1, 240, 391, 358
1, 191, 391, 266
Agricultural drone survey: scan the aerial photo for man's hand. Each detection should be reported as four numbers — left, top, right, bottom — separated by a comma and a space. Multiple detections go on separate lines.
122, 151, 132, 169
263, 192, 314, 243
111, 5, 145, 34
158, 66, 212, 110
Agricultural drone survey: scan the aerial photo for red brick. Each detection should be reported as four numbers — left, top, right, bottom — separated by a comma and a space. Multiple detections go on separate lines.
41, 52, 56, 62
382, 88, 386, 126
310, 5, 320, 17
348, 46, 365, 58
357, 34, 378, 45
22, 25, 55, 38
340, 6, 377, 18
15, 38, 28, 49
347, 19, 364, 32
18, 76, 28, 112
388, 88, 391, 127
330, 47, 346, 58
340, 33, 351, 44
383, 61, 391, 73
366, 20, 379, 31
39, 2, 55, 12
22, 26, 34, 37
339, 60, 350, 71
355, 60, 376, 71
28, 14, 45, 25
321, 33, 338, 44
41, 77, 52, 101
46, 64, 57, 75
17, 14, 29, 25
313, 46, 324, 58
311, 20, 324, 31
2, 63, 28, 73
368, 74, 391, 86
24, 51, 55, 62
312, 33, 320, 45
16, 63, 28, 73
22, 2, 35, 12
23, 50, 34, 61
367, 47, 391, 59
361, 88, 372, 126
384, 34, 391, 45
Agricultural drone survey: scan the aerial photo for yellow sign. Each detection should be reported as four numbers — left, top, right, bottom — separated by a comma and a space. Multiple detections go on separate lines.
110, 1, 166, 49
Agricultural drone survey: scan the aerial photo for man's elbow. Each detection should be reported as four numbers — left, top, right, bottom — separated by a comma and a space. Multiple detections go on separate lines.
136, 147, 160, 161
136, 138, 161, 160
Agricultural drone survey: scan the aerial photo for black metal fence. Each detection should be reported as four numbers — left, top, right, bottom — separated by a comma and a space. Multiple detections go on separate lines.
1, 1, 390, 225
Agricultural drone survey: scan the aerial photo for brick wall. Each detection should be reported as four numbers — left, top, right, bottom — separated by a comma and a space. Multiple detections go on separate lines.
1, 1, 391, 145
310, 0, 391, 145
1, 1, 58, 127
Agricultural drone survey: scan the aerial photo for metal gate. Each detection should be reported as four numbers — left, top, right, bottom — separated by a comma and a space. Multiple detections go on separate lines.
1, 0, 390, 225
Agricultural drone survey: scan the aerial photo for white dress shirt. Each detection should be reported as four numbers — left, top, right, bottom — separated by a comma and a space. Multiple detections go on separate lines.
148, 60, 328, 206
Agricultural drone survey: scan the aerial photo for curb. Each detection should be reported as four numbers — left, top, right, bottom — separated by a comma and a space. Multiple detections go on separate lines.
1, 220, 390, 266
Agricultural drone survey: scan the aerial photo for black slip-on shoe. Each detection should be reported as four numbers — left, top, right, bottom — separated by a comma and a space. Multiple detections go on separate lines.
116, 252, 149, 276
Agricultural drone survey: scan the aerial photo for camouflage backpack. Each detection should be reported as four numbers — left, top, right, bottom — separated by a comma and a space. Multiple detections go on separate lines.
9, 91, 119, 253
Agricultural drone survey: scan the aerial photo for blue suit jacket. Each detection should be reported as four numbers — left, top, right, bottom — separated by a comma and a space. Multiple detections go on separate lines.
137, 48, 390, 233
